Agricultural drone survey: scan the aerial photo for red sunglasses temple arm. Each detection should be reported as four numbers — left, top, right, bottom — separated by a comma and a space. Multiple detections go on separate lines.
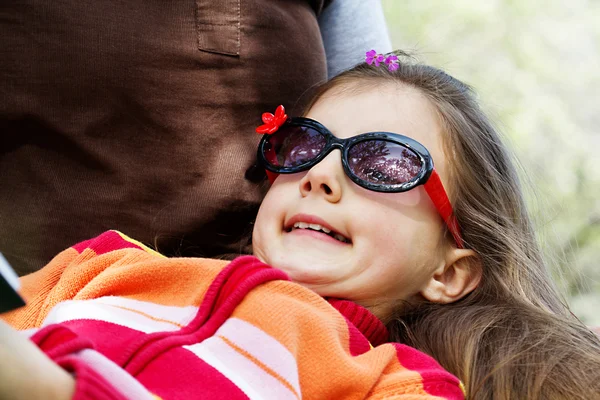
424, 169, 464, 249
265, 170, 279, 184
263, 146, 280, 183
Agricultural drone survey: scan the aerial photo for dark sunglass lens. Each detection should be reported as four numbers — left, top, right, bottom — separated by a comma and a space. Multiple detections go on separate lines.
348, 140, 423, 185
264, 125, 326, 168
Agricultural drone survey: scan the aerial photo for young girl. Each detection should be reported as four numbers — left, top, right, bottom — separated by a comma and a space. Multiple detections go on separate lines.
2, 51, 600, 399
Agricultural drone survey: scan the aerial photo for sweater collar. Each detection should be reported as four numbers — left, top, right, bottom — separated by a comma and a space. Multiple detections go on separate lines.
327, 298, 389, 347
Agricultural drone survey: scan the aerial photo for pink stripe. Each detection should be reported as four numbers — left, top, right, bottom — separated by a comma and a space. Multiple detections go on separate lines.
137, 347, 250, 400
72, 230, 143, 255
392, 343, 464, 399
60, 319, 151, 363
344, 317, 371, 356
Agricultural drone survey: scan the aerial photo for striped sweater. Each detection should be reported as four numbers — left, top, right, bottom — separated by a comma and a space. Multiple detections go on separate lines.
2, 231, 464, 399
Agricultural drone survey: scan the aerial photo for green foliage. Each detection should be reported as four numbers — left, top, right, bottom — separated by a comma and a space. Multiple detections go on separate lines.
382, 0, 600, 324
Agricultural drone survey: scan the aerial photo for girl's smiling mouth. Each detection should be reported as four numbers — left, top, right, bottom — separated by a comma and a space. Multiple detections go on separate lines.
284, 214, 351, 244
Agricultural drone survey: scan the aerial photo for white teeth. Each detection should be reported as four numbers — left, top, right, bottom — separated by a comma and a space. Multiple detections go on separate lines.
292, 222, 330, 234
291, 221, 349, 243
309, 223, 331, 233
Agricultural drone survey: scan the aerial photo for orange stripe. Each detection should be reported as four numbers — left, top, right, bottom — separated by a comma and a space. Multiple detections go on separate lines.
107, 304, 184, 328
217, 335, 300, 399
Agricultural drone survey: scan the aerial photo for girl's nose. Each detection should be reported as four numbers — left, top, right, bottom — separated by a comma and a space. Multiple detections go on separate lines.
299, 151, 343, 203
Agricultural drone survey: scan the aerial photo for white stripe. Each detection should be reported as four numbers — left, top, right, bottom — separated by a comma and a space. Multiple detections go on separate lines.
93, 296, 197, 324
42, 297, 197, 333
77, 349, 156, 400
185, 337, 299, 400
216, 318, 301, 395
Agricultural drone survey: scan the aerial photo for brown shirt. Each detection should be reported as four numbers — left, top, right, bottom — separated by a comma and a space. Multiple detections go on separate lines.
0, 0, 331, 275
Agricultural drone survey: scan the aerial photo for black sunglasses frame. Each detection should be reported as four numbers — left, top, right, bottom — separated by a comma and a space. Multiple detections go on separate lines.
257, 117, 435, 193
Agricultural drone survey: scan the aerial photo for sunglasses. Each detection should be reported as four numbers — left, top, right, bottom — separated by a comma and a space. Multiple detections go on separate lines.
257, 116, 464, 248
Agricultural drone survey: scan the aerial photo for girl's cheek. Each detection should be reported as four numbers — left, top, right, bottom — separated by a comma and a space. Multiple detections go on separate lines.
392, 189, 422, 207
361, 186, 423, 209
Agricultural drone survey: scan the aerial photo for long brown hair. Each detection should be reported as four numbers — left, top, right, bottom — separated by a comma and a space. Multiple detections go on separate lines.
304, 53, 600, 399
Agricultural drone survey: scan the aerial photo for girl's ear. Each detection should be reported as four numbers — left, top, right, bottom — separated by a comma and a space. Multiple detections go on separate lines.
420, 248, 482, 304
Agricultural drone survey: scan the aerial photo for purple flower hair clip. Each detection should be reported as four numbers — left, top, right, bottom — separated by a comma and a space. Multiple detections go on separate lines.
365, 50, 399, 71
365, 49, 385, 66
385, 54, 399, 71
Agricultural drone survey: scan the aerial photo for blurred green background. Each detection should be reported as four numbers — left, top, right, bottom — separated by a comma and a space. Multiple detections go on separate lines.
381, 0, 600, 325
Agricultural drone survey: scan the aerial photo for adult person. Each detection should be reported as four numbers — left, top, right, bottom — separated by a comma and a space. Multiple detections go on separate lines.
0, 0, 392, 275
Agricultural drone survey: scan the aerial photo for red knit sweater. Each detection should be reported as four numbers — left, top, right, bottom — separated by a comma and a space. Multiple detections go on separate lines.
3, 231, 464, 399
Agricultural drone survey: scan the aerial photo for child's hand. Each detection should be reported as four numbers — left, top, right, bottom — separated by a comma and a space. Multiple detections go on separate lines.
0, 320, 75, 400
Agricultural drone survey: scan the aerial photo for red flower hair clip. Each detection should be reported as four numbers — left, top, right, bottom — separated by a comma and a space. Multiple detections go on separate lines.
256, 105, 288, 134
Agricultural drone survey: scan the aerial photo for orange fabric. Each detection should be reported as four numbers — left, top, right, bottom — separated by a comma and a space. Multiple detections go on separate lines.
3, 246, 228, 329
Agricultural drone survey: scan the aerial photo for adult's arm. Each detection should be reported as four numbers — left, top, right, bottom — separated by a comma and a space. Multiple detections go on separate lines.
319, 0, 393, 78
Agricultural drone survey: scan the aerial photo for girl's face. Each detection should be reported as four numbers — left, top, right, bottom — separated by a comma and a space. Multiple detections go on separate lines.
253, 83, 454, 315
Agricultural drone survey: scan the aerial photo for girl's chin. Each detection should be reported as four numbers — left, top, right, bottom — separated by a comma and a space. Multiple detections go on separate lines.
274, 260, 341, 286
272, 260, 354, 299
